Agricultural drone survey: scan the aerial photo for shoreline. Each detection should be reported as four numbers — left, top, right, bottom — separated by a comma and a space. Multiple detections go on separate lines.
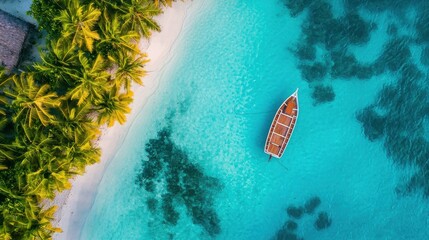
51, 1, 198, 239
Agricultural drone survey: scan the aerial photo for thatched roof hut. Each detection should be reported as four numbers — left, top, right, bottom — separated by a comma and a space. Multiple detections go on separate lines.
0, 9, 32, 71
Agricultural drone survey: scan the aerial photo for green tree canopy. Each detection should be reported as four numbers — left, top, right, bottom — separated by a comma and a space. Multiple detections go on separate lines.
109, 52, 148, 93
3, 73, 60, 127
95, 87, 133, 127
55, 0, 101, 52
120, 0, 162, 38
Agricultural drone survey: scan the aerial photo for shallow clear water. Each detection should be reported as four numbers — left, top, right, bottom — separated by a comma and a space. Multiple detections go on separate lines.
82, 0, 429, 239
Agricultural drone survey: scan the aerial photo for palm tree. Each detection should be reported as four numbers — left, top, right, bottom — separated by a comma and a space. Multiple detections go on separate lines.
0, 197, 61, 239
55, 0, 101, 52
0, 95, 8, 117
0, 67, 9, 116
154, 0, 174, 7
15, 124, 95, 199
3, 73, 61, 127
0, 118, 14, 170
33, 39, 79, 87
95, 87, 133, 127
67, 53, 109, 105
21, 203, 62, 239
54, 101, 99, 141
97, 10, 140, 59
14, 123, 53, 169
0, 197, 28, 239
0, 66, 7, 80
120, 0, 162, 38
24, 165, 73, 200
109, 52, 148, 93
54, 131, 101, 173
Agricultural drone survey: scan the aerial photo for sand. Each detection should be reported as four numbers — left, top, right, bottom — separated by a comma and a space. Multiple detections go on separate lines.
51, 1, 200, 239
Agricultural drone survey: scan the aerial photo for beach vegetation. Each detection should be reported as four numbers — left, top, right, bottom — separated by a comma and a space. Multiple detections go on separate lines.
3, 73, 60, 127
55, 1, 101, 52
120, 0, 162, 38
95, 86, 133, 127
0, 0, 173, 238
97, 11, 140, 58
155, 0, 174, 7
110, 52, 148, 93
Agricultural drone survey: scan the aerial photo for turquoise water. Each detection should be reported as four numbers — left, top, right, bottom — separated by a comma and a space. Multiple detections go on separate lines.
81, 0, 429, 239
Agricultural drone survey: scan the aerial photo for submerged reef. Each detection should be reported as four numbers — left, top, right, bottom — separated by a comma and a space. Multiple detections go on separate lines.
357, 61, 429, 196
297, 1, 374, 49
304, 196, 321, 214
314, 211, 332, 230
299, 62, 328, 82
415, 8, 429, 43
311, 85, 335, 105
284, 0, 376, 104
374, 38, 411, 73
387, 24, 398, 36
293, 42, 316, 61
356, 106, 386, 141
341, 12, 374, 45
273, 219, 302, 240
137, 127, 222, 236
282, 0, 310, 17
344, 0, 429, 14
285, 220, 298, 231
273, 231, 303, 240
286, 205, 305, 219
330, 51, 374, 79
420, 47, 429, 66
273, 196, 329, 239
284, 0, 429, 196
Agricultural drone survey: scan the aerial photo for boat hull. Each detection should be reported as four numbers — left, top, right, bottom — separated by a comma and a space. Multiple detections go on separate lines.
264, 89, 299, 158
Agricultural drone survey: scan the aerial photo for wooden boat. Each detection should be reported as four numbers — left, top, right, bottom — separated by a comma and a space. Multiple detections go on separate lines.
264, 89, 299, 159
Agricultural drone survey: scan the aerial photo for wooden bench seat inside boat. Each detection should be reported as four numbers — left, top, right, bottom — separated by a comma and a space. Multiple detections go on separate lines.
274, 124, 288, 135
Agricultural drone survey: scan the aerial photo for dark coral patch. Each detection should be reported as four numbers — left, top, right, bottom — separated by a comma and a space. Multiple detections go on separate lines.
299, 62, 328, 82
274, 219, 303, 240
375, 38, 411, 73
415, 10, 429, 43
292, 1, 373, 49
146, 198, 158, 213
356, 106, 386, 141
302, 1, 335, 45
284, 220, 298, 231
311, 85, 335, 105
137, 127, 222, 236
162, 193, 180, 225
294, 42, 316, 61
314, 211, 332, 230
282, 0, 311, 17
387, 24, 398, 36
344, 0, 418, 13
357, 50, 429, 196
420, 47, 429, 66
341, 12, 374, 45
286, 205, 305, 219
275, 231, 303, 240
330, 51, 374, 80
286, 0, 377, 107
304, 196, 321, 214
330, 51, 360, 79
401, 168, 429, 196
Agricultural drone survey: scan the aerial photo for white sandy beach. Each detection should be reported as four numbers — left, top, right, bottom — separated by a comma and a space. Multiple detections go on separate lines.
51, 1, 202, 239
